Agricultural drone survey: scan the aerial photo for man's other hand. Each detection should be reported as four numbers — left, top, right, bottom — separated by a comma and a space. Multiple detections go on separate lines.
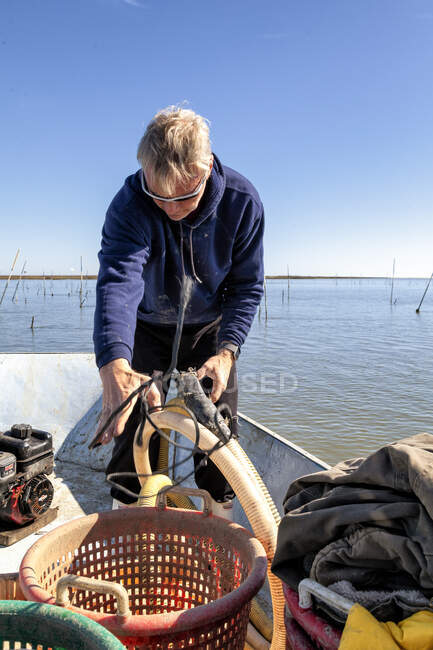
196, 350, 234, 403
95, 359, 162, 445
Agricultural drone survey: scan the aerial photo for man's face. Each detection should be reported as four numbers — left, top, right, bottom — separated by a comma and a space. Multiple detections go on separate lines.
146, 164, 212, 221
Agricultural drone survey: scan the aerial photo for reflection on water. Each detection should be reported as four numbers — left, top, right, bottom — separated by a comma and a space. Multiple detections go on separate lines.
0, 278, 432, 465
239, 279, 433, 464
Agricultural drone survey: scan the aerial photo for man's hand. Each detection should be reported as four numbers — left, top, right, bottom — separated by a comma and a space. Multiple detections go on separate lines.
196, 350, 234, 403
95, 359, 162, 445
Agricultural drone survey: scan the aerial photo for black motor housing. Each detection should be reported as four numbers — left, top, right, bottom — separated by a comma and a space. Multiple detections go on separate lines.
0, 424, 53, 478
0, 424, 54, 526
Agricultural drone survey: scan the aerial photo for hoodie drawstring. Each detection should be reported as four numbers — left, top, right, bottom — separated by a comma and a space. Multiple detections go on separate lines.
179, 222, 202, 284
188, 227, 202, 284
179, 222, 186, 277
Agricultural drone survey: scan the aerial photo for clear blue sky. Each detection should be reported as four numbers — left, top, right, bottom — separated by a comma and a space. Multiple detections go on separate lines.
1, 0, 432, 277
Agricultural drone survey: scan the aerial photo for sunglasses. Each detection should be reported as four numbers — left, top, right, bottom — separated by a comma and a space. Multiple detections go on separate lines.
140, 170, 207, 203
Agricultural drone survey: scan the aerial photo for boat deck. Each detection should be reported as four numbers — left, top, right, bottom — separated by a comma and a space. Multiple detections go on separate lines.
0, 354, 327, 588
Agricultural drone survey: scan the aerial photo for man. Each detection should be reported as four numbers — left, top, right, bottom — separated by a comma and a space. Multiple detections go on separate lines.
93, 106, 264, 516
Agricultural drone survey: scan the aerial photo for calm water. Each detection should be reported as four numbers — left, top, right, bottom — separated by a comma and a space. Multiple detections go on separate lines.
1, 278, 432, 465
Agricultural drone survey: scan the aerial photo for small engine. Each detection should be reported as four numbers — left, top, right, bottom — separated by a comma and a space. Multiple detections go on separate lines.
0, 424, 54, 526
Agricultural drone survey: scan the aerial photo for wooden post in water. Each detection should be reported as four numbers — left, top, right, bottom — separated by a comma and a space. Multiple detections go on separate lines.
79, 256, 83, 307
390, 258, 396, 304
21, 266, 26, 295
416, 272, 433, 313
0, 249, 20, 307
263, 278, 268, 321
287, 265, 290, 301
281, 290, 284, 304
43, 272, 46, 297
12, 260, 27, 302
30, 316, 35, 330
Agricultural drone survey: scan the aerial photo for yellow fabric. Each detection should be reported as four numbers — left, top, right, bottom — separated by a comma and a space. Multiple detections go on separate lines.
339, 604, 433, 650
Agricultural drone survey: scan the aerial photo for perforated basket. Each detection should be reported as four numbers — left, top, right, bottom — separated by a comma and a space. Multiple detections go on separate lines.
19, 488, 267, 649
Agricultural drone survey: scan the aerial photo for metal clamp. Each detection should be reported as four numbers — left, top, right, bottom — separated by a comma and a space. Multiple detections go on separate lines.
156, 486, 213, 515
56, 574, 131, 618
298, 578, 354, 616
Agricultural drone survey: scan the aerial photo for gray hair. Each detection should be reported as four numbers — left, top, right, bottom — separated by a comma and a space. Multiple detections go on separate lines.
137, 106, 212, 195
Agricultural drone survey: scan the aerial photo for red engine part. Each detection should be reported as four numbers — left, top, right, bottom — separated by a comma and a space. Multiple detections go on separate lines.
0, 475, 53, 526
4, 483, 30, 525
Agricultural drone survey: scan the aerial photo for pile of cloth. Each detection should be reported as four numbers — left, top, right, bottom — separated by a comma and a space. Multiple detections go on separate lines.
272, 433, 433, 623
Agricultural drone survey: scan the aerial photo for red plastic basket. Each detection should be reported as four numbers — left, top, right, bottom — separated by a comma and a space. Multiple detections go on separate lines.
19, 488, 267, 649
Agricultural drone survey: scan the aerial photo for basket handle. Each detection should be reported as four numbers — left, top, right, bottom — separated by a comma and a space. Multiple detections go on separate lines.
156, 486, 213, 515
55, 574, 131, 618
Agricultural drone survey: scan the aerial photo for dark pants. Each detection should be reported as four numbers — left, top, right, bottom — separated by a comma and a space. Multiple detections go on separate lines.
106, 318, 238, 504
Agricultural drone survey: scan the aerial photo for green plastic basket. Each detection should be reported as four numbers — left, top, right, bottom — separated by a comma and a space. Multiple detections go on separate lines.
0, 600, 124, 650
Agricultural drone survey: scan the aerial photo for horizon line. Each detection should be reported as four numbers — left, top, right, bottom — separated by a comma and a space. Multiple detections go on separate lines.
0, 274, 430, 281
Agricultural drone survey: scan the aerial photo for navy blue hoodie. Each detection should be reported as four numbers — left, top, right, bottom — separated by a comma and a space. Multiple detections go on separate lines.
93, 155, 264, 369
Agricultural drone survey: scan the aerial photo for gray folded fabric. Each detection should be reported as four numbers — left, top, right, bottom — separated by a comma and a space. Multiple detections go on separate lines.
310, 526, 432, 591
327, 579, 432, 622
272, 434, 433, 597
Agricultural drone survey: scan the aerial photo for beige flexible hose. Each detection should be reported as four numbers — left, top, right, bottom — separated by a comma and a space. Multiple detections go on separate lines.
230, 443, 281, 526
137, 473, 172, 506
226, 430, 282, 644
156, 428, 171, 474
134, 401, 196, 510
133, 409, 286, 650
229, 442, 283, 645
246, 623, 271, 650
137, 473, 197, 510
250, 598, 273, 643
